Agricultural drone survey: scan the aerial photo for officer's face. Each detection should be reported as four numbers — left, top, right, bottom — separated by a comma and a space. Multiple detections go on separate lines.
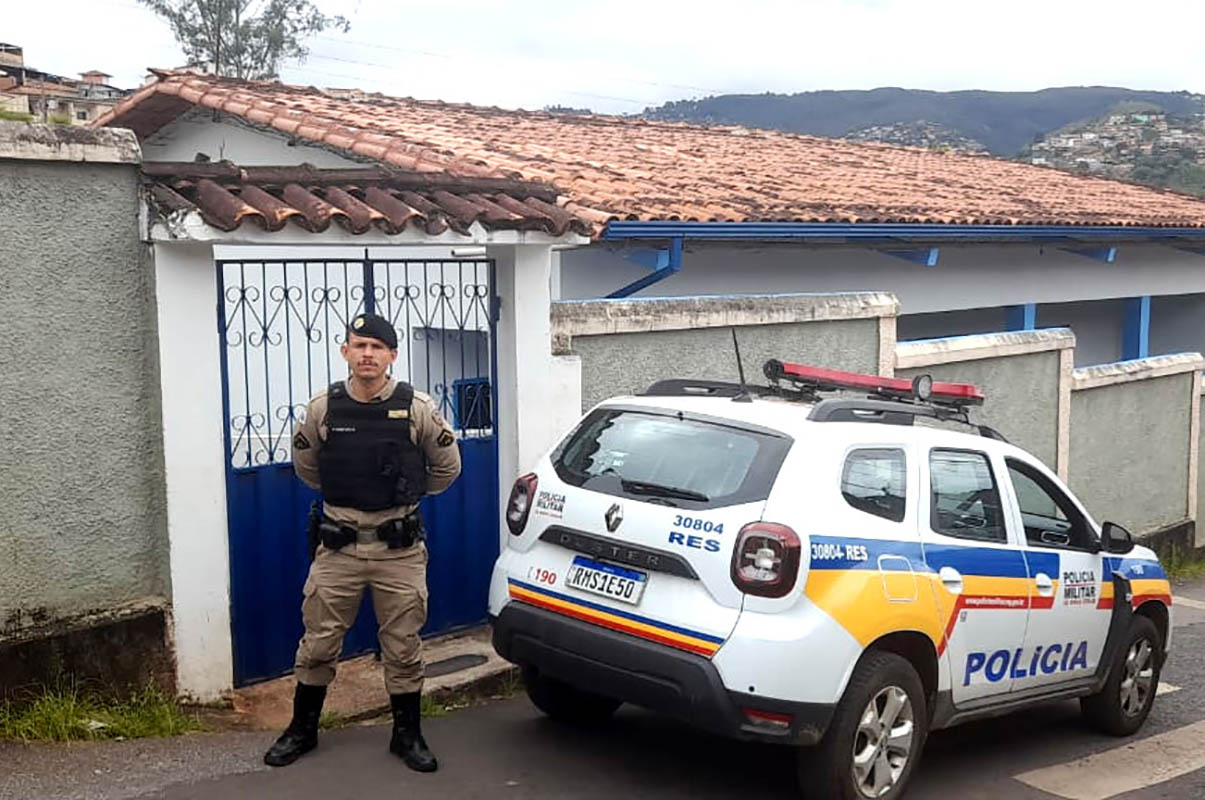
342, 332, 398, 381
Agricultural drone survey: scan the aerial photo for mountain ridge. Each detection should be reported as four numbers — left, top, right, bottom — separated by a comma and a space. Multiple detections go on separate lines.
641, 87, 1205, 156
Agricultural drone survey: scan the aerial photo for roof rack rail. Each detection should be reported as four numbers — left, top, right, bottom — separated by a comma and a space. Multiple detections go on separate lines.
808, 398, 1009, 443
640, 361, 1006, 442
641, 379, 759, 398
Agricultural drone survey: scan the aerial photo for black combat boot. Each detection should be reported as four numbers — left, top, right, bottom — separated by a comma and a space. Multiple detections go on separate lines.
263, 682, 327, 767
389, 692, 438, 772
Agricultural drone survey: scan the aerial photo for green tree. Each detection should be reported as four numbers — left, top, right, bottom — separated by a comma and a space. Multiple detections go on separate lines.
139, 0, 348, 80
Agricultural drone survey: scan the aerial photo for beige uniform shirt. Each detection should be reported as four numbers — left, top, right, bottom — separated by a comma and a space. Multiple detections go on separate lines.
292, 378, 462, 559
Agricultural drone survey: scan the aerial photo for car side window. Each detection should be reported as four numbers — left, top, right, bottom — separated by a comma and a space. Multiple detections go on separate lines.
841, 448, 907, 523
929, 449, 1006, 542
1005, 458, 1094, 550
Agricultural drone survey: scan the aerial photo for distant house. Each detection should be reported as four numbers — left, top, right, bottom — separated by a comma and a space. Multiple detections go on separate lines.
0, 42, 128, 123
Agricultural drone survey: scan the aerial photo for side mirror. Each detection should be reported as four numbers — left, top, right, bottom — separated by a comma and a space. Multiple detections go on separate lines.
1101, 521, 1135, 555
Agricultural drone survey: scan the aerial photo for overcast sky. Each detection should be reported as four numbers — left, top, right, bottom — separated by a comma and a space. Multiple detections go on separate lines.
6, 0, 1205, 114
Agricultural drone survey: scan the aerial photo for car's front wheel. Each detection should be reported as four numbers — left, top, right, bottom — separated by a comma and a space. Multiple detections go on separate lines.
1081, 614, 1162, 736
521, 666, 622, 724
798, 651, 928, 800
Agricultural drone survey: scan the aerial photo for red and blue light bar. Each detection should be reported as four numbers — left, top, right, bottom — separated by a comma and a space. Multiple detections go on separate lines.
763, 360, 984, 406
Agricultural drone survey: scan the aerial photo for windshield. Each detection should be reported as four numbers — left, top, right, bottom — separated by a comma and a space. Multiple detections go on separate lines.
553, 408, 792, 509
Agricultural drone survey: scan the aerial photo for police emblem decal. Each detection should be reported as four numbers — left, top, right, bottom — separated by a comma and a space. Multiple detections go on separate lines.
436, 430, 455, 448
605, 503, 624, 532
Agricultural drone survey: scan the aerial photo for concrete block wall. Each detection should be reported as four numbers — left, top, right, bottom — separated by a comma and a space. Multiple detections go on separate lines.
895, 330, 1074, 476
0, 123, 173, 695
551, 292, 898, 413
1068, 356, 1203, 543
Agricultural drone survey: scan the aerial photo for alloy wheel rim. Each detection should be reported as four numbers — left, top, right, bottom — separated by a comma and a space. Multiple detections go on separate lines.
852, 685, 914, 798
1119, 637, 1155, 718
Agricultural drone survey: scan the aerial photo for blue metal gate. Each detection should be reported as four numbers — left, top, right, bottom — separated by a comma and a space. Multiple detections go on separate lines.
218, 255, 499, 686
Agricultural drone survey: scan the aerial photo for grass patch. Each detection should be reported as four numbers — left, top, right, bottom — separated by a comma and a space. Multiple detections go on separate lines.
317, 711, 347, 731
1165, 549, 1205, 582
0, 682, 205, 743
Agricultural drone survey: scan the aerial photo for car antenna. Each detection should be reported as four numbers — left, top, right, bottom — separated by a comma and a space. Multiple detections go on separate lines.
731, 328, 753, 403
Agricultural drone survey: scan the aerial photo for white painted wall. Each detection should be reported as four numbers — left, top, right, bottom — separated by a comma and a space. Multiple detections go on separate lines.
560, 242, 1205, 314
1037, 299, 1126, 366
154, 241, 234, 701
1151, 293, 1205, 358
490, 244, 570, 550
144, 109, 360, 167
898, 306, 1010, 341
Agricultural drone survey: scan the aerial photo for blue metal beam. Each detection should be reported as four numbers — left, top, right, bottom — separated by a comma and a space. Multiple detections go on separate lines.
1006, 303, 1038, 331
1061, 246, 1117, 263
880, 247, 939, 266
607, 236, 684, 298
601, 221, 1205, 243
1122, 296, 1151, 360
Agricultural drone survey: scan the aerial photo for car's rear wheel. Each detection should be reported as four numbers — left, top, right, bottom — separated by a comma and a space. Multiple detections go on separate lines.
798, 651, 927, 800
1081, 614, 1161, 736
521, 666, 622, 724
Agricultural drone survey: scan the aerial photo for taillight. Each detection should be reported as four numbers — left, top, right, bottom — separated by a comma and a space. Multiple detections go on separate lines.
506, 473, 538, 536
730, 522, 802, 598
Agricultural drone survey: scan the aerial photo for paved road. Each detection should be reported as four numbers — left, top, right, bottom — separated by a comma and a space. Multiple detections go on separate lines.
7, 582, 1205, 800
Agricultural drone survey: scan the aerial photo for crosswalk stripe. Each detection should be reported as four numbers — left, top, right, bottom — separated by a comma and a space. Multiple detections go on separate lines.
1156, 682, 1181, 695
1014, 719, 1205, 800
1172, 595, 1205, 610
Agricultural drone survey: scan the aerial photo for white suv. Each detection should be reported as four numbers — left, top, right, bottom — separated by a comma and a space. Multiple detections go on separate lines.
488, 360, 1172, 800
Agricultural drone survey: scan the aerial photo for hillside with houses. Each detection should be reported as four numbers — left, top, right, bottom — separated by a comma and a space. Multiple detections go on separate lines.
1026, 109, 1205, 197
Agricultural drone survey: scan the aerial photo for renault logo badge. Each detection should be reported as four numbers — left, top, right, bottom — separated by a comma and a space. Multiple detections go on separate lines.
605, 503, 624, 532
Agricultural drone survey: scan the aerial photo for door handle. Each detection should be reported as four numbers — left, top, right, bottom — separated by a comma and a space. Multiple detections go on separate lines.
939, 566, 963, 594
1035, 573, 1055, 596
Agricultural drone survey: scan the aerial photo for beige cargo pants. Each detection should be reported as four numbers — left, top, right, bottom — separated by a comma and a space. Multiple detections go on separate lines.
293, 543, 429, 694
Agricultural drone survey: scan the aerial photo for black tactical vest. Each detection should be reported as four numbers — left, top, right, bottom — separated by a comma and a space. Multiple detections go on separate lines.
317, 381, 428, 511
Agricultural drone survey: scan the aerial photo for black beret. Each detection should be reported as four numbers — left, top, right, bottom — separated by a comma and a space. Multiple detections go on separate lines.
347, 313, 398, 349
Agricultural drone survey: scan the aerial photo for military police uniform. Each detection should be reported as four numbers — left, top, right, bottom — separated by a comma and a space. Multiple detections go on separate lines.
264, 313, 462, 772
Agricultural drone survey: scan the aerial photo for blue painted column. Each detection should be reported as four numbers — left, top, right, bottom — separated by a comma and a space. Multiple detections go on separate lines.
1122, 296, 1151, 360
1006, 303, 1037, 331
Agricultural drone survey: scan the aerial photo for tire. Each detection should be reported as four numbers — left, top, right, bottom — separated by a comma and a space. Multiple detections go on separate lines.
521, 666, 622, 724
1081, 614, 1162, 736
798, 651, 928, 800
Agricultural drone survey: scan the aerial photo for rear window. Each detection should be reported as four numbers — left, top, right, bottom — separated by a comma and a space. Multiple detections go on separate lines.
553, 408, 791, 509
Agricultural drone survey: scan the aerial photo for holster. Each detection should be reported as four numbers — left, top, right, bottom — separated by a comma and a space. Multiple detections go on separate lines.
376, 512, 425, 550
306, 501, 322, 561
318, 520, 357, 552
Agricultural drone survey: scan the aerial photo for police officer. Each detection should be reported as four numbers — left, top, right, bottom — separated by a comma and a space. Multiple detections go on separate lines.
264, 312, 462, 772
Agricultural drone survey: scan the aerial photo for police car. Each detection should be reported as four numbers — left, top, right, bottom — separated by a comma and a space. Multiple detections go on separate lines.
488, 360, 1172, 800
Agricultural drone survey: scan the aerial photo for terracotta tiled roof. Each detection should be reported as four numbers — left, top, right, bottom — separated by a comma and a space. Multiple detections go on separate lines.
101, 71, 1205, 234
143, 162, 591, 237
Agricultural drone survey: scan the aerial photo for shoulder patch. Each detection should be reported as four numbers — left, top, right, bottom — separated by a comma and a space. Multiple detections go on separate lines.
437, 429, 456, 448
293, 432, 311, 451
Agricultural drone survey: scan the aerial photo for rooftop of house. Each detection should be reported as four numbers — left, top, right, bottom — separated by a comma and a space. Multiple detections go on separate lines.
96, 70, 1205, 235
142, 161, 592, 237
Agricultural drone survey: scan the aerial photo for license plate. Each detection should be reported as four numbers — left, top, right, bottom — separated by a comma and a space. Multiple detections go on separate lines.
566, 556, 647, 605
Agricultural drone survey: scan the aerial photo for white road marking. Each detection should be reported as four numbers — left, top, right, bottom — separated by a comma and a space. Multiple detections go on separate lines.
1014, 719, 1205, 800
1156, 682, 1181, 696
1172, 595, 1205, 611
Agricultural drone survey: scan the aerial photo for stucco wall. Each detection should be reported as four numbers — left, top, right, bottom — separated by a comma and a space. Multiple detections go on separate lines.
1069, 372, 1194, 535
553, 293, 893, 413
0, 159, 169, 640
572, 318, 880, 412
898, 351, 1062, 471
1199, 387, 1205, 541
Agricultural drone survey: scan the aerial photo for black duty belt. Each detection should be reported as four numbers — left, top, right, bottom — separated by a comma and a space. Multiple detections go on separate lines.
318, 512, 425, 552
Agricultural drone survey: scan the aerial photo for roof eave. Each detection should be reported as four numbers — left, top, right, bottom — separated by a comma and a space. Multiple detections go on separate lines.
601, 220, 1205, 243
